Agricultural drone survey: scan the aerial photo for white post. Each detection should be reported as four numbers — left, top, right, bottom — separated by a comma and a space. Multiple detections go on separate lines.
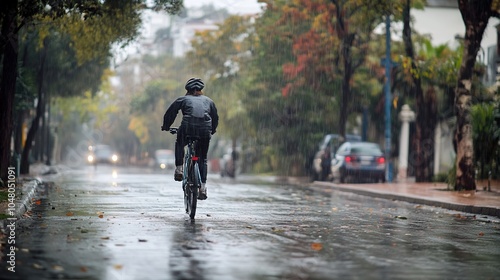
398, 105, 415, 180
434, 122, 441, 176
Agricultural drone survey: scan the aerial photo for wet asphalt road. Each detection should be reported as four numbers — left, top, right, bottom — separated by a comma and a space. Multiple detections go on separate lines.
2, 165, 500, 280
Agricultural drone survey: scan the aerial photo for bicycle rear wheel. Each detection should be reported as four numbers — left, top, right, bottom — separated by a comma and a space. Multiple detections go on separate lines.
184, 162, 198, 219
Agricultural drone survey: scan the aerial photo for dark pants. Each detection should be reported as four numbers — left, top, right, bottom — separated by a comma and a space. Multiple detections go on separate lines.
175, 132, 210, 183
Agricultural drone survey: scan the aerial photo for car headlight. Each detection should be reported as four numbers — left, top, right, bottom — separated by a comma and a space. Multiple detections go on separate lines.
160, 163, 166, 169
87, 155, 94, 163
111, 154, 118, 162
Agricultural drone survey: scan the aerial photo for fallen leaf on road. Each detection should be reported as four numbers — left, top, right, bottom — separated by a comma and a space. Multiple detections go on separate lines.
80, 266, 87, 272
478, 232, 485, 236
101, 236, 110, 240
52, 265, 64, 272
98, 214, 104, 218
271, 227, 283, 233
66, 212, 74, 216
454, 214, 467, 220
114, 264, 123, 270
311, 242, 323, 251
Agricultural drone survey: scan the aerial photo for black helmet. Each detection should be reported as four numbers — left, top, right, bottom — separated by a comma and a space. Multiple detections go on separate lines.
185, 78, 204, 91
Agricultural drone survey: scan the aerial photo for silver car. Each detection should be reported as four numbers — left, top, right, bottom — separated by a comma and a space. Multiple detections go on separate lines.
331, 142, 386, 183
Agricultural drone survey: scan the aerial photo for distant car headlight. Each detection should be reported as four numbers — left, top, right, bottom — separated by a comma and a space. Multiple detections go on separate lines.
160, 163, 166, 169
87, 155, 94, 163
111, 154, 118, 162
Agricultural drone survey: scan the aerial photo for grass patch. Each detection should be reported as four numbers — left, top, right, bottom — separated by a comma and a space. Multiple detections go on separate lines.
0, 190, 8, 202
0, 213, 9, 220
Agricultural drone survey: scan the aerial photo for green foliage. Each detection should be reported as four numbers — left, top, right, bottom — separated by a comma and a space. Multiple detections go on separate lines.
395, 38, 461, 112
131, 81, 169, 113
472, 102, 500, 179
0, 190, 7, 202
446, 159, 457, 190
432, 172, 448, 183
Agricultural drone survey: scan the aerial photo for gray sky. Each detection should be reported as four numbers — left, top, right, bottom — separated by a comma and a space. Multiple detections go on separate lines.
183, 0, 264, 15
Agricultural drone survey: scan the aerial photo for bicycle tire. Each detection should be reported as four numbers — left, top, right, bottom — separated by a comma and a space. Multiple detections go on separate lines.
185, 161, 198, 219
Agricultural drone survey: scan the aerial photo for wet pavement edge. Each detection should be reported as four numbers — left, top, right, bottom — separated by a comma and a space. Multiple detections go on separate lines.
311, 181, 500, 218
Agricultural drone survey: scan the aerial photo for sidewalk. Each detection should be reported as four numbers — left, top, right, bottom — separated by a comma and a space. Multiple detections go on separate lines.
312, 178, 500, 218
0, 163, 59, 219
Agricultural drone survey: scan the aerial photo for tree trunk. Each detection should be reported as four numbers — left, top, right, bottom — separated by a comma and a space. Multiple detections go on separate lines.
402, 0, 437, 182
455, 0, 492, 190
0, 0, 18, 185
20, 40, 48, 175
338, 35, 354, 139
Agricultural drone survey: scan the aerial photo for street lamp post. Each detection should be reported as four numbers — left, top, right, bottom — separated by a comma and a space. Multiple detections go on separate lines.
384, 15, 393, 182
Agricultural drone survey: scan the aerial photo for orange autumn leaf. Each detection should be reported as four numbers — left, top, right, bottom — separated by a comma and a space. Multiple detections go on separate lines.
66, 212, 74, 216
311, 242, 323, 251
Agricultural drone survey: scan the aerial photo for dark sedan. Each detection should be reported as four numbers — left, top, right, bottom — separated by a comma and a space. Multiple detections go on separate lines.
331, 141, 386, 183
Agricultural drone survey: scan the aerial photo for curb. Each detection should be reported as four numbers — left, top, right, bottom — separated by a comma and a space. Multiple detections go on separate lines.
312, 181, 500, 218
15, 178, 42, 218
0, 178, 43, 266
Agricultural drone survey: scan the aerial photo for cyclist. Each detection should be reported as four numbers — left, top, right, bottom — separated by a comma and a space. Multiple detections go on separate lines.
161, 78, 219, 200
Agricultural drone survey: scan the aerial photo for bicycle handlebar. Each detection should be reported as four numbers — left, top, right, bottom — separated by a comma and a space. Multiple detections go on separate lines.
161, 126, 177, 134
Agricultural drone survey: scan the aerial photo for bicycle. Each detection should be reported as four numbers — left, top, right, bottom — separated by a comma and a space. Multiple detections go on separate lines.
168, 127, 202, 219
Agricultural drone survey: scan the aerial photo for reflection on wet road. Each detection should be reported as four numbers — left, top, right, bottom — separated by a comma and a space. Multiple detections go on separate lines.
3, 165, 500, 279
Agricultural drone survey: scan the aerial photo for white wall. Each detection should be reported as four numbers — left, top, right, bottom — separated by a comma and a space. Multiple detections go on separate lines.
412, 7, 499, 51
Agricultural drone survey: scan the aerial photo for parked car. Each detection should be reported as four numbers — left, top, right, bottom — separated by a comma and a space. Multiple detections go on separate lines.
154, 149, 175, 170
311, 134, 362, 181
87, 145, 120, 165
330, 141, 386, 183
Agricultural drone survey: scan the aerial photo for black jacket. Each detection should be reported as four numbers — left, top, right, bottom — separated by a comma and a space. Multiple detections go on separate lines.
162, 94, 219, 137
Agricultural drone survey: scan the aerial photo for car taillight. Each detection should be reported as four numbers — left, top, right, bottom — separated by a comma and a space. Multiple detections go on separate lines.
345, 156, 354, 163
192, 156, 199, 161
377, 157, 385, 164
